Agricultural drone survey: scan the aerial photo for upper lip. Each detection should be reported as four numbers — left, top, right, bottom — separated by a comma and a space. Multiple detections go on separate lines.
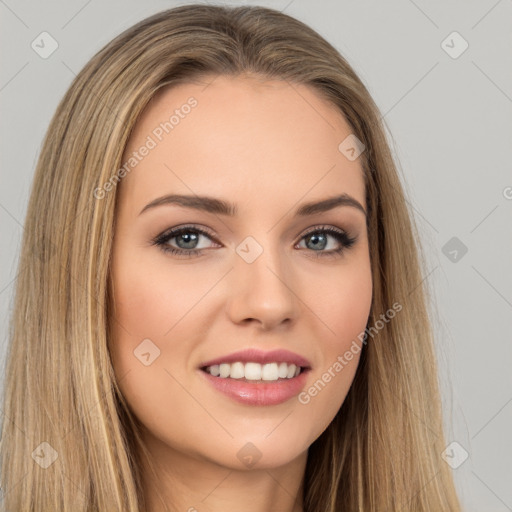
199, 348, 312, 369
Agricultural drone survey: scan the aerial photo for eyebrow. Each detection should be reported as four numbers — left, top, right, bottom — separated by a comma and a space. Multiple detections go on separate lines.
139, 193, 367, 217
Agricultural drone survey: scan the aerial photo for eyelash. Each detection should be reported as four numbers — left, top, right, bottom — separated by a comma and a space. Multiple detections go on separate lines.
151, 224, 357, 259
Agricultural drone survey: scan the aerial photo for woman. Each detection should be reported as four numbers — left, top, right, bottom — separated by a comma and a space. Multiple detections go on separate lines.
0, 4, 462, 511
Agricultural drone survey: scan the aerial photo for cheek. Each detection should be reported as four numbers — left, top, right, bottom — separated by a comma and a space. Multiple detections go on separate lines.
108, 249, 222, 409
325, 278, 372, 341
110, 250, 216, 341
297, 260, 372, 429
108, 253, 213, 447
307, 257, 373, 347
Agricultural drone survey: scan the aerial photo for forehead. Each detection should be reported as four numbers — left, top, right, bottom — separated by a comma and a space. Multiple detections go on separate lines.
118, 75, 366, 217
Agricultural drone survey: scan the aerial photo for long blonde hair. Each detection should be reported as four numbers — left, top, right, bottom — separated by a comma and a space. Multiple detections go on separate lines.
0, 4, 461, 511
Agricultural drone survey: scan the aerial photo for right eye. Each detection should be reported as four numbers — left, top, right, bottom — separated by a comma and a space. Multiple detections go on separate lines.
151, 225, 221, 258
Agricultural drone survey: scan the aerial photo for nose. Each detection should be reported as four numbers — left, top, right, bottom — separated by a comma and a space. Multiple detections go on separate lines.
226, 242, 299, 331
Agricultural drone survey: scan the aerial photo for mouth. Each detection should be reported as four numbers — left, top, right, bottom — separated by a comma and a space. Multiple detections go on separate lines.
198, 362, 311, 406
197, 349, 312, 405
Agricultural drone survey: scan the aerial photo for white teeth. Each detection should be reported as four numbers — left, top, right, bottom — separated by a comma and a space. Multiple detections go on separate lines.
219, 363, 230, 378
204, 361, 304, 381
261, 362, 278, 381
278, 362, 288, 378
230, 361, 245, 379
245, 362, 261, 380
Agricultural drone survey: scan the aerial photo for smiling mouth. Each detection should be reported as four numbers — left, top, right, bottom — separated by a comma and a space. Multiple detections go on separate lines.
200, 361, 309, 382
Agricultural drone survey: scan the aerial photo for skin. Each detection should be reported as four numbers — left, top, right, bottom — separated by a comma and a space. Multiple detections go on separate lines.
109, 74, 373, 512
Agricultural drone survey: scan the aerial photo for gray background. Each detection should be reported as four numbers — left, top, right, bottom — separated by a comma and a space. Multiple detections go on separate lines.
1, 1, 511, 510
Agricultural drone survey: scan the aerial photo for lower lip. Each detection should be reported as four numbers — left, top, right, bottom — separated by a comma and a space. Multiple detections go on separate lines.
198, 368, 310, 406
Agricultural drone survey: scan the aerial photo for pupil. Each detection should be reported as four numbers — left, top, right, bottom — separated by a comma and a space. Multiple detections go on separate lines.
307, 233, 326, 250
177, 232, 198, 249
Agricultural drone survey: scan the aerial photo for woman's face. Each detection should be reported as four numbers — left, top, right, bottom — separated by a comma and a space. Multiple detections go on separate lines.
109, 74, 372, 471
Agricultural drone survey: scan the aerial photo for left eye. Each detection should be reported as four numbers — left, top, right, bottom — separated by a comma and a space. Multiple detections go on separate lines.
298, 229, 345, 251
295, 226, 357, 258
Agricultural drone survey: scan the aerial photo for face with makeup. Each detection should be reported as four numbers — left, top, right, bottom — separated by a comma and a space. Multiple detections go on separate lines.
108, 74, 372, 505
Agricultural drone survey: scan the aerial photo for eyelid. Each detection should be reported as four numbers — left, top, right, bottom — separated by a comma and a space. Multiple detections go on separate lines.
155, 224, 221, 244
299, 224, 347, 238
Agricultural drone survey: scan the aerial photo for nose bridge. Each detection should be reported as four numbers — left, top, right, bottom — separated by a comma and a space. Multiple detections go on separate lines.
227, 234, 298, 328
